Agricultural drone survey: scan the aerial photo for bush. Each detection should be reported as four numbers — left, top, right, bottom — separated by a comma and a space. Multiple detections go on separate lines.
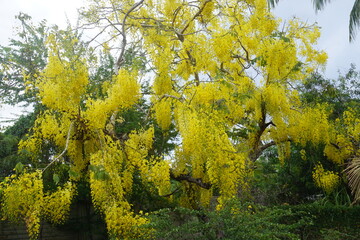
279, 202, 360, 239
146, 200, 313, 240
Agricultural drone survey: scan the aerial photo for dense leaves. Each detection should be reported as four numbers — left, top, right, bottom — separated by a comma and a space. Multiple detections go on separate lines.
0, 13, 48, 105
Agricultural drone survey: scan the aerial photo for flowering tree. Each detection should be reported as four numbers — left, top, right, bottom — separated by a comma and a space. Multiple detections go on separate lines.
2, 0, 353, 239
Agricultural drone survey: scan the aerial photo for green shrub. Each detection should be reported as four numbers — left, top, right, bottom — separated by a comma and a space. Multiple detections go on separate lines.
146, 200, 313, 240
278, 202, 360, 239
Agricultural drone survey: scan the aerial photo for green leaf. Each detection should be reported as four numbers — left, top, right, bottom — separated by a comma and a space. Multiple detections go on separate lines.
94, 170, 110, 181
291, 61, 303, 72
88, 164, 98, 172
14, 162, 24, 174
89, 165, 110, 181
281, 36, 291, 43
53, 173, 60, 185
69, 169, 80, 179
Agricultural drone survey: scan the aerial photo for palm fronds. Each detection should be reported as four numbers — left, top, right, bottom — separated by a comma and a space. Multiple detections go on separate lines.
312, 0, 332, 12
345, 157, 360, 203
268, 0, 281, 8
349, 0, 360, 41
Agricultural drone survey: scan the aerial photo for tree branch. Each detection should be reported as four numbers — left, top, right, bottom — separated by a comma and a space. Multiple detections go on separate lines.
43, 122, 74, 172
160, 187, 181, 197
249, 141, 275, 162
116, 0, 144, 70
170, 171, 212, 189
180, 0, 212, 35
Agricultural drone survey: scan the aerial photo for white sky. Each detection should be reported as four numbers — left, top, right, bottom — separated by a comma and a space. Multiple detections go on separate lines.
0, 0, 359, 127
0, 0, 84, 36
273, 0, 360, 78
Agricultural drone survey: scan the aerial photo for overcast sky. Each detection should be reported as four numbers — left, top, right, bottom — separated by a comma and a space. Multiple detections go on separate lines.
273, 0, 360, 78
0, 0, 359, 125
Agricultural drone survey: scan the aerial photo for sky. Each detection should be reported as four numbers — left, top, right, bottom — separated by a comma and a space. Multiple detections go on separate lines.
0, 0, 359, 126
273, 0, 360, 78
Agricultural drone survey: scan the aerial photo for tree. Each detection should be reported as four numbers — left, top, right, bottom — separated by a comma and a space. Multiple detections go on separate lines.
268, 0, 360, 41
1, 0, 343, 239
298, 66, 360, 120
0, 113, 36, 181
299, 66, 360, 203
0, 13, 48, 105
253, 66, 360, 205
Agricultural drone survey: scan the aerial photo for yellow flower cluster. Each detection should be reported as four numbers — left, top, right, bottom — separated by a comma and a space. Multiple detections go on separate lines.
277, 141, 291, 164
1, 171, 43, 239
324, 109, 360, 164
43, 182, 75, 224
105, 203, 152, 240
324, 134, 352, 165
201, 0, 215, 23
37, 35, 88, 115
1, 172, 76, 239
89, 128, 158, 238
153, 74, 173, 95
153, 99, 172, 130
148, 159, 171, 196
288, 106, 331, 146
259, 38, 298, 81
89, 150, 141, 239
174, 103, 247, 207
191, 83, 231, 107
262, 84, 294, 117
125, 127, 155, 175
312, 164, 340, 194
85, 69, 140, 129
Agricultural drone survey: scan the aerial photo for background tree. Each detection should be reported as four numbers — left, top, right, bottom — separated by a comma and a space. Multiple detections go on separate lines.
298, 65, 360, 119
0, 13, 48, 105
252, 65, 360, 205
0, 13, 49, 186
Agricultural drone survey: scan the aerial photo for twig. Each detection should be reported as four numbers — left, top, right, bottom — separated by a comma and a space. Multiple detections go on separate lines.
160, 187, 181, 197
116, 0, 145, 70
43, 122, 74, 172
180, 0, 212, 35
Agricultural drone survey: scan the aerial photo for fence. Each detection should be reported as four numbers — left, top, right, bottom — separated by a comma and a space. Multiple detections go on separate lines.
0, 201, 107, 240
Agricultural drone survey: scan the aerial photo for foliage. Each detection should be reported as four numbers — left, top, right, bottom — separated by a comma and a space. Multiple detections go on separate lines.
4, 112, 37, 138
0, 122, 33, 180
298, 65, 360, 119
252, 145, 319, 205
0, 132, 21, 179
0, 13, 48, 105
280, 202, 360, 239
147, 201, 360, 240
147, 200, 313, 240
